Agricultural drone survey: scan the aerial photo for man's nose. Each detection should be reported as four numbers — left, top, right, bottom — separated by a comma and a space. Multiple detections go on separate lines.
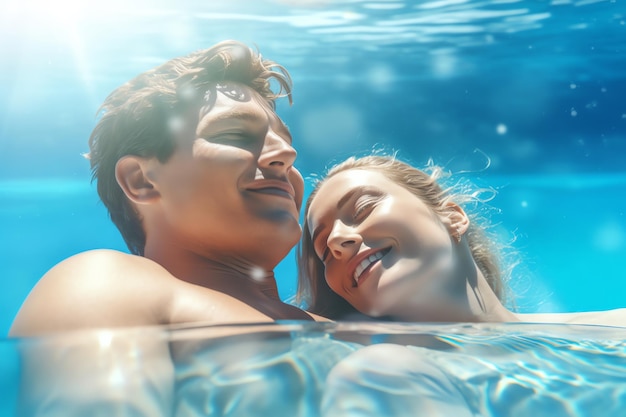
258, 130, 297, 173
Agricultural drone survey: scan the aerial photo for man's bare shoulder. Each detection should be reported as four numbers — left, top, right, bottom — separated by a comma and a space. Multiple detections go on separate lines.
33, 249, 177, 291
9, 250, 292, 337
9, 249, 179, 337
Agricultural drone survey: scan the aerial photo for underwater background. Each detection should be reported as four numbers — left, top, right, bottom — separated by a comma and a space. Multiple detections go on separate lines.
1, 0, 625, 336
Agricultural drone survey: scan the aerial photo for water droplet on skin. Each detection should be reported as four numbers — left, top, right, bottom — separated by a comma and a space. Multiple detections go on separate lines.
250, 267, 266, 281
168, 116, 185, 133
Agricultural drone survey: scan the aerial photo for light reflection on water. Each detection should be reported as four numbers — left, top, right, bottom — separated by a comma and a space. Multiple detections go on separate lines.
2, 321, 626, 416
0, 0, 625, 412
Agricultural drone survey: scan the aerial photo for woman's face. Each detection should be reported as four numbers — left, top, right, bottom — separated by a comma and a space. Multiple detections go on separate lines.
307, 169, 467, 319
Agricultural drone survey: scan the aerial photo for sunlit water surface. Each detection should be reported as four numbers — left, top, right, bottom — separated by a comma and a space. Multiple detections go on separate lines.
0, 0, 625, 415
2, 322, 626, 416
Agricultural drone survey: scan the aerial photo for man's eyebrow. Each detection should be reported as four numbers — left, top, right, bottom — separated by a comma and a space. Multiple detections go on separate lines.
201, 109, 261, 125
309, 186, 374, 248
199, 108, 293, 143
197, 109, 263, 137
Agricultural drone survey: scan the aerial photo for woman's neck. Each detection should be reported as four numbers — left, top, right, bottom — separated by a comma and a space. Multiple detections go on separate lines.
455, 239, 519, 323
466, 270, 519, 322
389, 264, 518, 324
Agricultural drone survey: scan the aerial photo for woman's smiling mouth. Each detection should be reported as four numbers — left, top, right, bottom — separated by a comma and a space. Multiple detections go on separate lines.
353, 247, 391, 286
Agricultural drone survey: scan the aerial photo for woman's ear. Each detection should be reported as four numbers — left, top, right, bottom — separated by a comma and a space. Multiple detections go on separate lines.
443, 202, 470, 243
115, 156, 161, 204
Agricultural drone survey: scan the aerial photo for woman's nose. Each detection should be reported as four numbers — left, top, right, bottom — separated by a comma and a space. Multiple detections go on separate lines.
327, 221, 362, 260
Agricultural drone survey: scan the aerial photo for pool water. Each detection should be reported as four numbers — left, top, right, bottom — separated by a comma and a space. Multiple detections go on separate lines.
1, 0, 624, 334
0, 0, 625, 414
2, 322, 626, 416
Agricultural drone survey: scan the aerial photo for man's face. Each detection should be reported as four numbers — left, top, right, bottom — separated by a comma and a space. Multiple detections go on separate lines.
147, 82, 304, 269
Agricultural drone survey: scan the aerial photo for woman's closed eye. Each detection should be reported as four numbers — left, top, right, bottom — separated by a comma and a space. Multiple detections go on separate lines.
353, 195, 382, 221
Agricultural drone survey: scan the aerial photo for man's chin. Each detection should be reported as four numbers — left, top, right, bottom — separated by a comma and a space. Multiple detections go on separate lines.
254, 219, 301, 246
261, 207, 301, 223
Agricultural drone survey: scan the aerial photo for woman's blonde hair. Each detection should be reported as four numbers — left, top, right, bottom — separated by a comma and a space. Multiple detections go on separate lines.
296, 155, 513, 319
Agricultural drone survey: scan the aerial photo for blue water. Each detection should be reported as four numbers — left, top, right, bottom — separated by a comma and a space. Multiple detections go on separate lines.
1, 0, 625, 335
2, 322, 626, 416
0, 1, 625, 414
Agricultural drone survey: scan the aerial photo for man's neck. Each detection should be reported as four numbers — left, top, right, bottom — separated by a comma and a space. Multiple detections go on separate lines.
145, 242, 282, 301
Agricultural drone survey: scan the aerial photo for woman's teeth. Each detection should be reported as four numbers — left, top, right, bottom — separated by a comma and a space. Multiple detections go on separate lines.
354, 251, 385, 284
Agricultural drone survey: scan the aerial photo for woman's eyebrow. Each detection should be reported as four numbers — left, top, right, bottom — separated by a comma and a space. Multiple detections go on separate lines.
336, 187, 363, 212
337, 185, 384, 209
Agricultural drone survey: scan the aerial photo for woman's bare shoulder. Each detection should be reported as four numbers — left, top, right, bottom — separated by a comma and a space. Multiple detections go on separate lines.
518, 308, 626, 328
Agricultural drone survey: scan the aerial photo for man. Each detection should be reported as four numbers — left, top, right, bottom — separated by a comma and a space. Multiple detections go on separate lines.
8, 42, 344, 416
10, 40, 324, 339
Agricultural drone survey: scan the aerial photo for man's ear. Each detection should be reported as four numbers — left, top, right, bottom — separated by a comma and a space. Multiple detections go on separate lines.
115, 156, 161, 204
442, 202, 470, 240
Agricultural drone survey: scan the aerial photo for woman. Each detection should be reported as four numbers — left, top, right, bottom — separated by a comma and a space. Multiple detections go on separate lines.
297, 154, 625, 326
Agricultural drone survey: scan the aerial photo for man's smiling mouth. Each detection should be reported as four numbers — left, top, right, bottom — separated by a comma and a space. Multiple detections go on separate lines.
251, 187, 293, 198
247, 180, 295, 200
